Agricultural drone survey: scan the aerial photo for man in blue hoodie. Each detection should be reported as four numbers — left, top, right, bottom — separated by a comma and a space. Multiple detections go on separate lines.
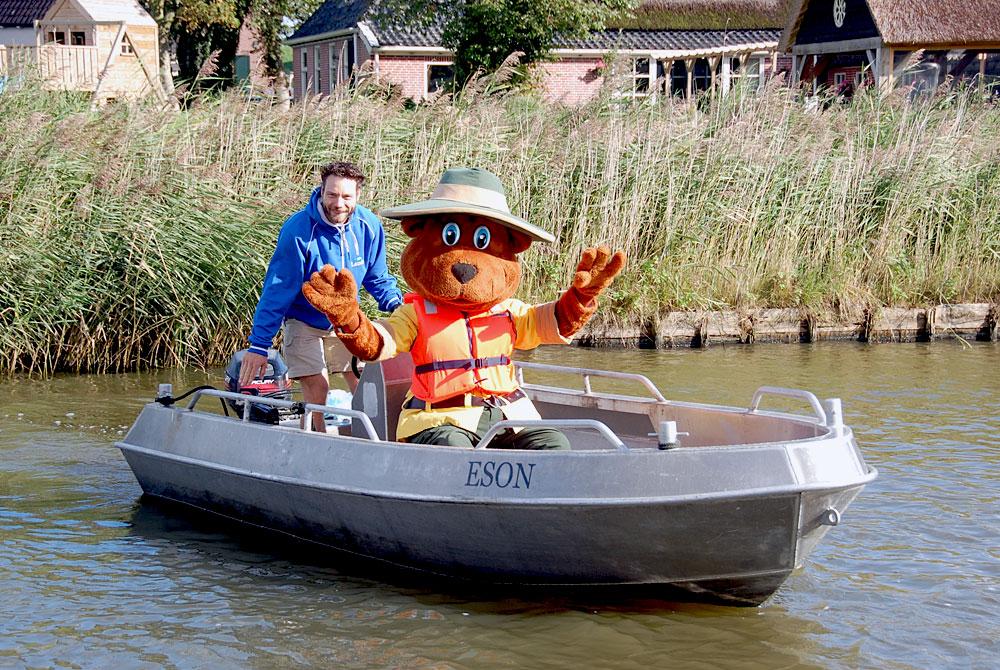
239, 161, 403, 431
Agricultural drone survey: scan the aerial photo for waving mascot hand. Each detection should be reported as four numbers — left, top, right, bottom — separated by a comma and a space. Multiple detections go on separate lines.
302, 167, 625, 450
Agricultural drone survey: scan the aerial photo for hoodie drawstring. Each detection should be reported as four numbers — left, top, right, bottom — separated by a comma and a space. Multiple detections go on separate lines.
350, 225, 360, 257
337, 226, 347, 268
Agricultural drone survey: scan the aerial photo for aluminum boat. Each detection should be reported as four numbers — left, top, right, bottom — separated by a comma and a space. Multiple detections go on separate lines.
117, 356, 877, 605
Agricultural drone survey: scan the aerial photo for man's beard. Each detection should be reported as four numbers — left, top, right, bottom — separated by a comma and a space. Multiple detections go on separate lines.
324, 204, 349, 224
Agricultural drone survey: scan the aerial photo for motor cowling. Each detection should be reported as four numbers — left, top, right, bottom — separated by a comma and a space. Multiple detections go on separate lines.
224, 349, 293, 424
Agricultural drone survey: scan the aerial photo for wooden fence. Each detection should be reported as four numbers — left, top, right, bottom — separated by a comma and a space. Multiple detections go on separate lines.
0, 44, 100, 91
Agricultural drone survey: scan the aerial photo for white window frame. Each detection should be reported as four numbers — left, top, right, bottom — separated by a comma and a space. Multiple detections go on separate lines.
313, 45, 321, 94
833, 72, 847, 87
329, 43, 338, 88
120, 34, 134, 56
342, 41, 351, 84
300, 48, 309, 95
611, 56, 656, 98
631, 56, 654, 97
424, 61, 454, 98
744, 55, 764, 92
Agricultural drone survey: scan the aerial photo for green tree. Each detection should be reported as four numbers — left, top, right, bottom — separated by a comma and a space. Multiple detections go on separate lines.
373, 0, 637, 86
252, 0, 323, 80
143, 1, 320, 100
249, 0, 322, 106
142, 0, 247, 95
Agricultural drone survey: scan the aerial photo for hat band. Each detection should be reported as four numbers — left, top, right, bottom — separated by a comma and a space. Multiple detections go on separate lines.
430, 183, 510, 213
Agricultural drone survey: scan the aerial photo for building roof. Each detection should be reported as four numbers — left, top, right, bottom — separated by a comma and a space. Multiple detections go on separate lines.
557, 28, 780, 54
289, 0, 368, 42
0, 0, 53, 28
62, 0, 157, 26
613, 0, 789, 31
288, 0, 780, 53
370, 19, 444, 48
782, 0, 1000, 49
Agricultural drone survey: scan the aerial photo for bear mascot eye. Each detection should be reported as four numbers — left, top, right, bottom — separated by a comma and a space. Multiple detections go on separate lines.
473, 226, 491, 250
442, 222, 461, 246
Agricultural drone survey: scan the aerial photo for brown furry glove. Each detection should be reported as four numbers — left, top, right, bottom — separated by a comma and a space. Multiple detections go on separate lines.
301, 265, 383, 360
555, 246, 626, 338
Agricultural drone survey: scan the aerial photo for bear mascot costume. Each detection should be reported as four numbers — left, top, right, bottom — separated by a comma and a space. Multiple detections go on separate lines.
302, 167, 625, 450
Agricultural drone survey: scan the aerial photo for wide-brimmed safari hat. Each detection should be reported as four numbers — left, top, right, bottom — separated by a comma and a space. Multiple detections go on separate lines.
380, 167, 555, 243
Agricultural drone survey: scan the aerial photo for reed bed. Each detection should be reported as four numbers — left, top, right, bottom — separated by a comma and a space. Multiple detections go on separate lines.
1, 79, 998, 373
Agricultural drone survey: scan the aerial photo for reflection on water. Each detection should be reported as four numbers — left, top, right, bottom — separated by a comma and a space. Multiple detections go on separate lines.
1, 341, 997, 669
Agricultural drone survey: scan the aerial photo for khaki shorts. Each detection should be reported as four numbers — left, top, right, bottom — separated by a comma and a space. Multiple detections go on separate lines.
282, 318, 352, 379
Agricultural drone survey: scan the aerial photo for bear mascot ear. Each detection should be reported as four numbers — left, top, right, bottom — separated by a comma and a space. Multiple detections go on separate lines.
508, 228, 532, 254
401, 217, 425, 238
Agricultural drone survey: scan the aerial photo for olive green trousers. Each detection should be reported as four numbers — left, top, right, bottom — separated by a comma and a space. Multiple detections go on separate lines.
407, 404, 570, 450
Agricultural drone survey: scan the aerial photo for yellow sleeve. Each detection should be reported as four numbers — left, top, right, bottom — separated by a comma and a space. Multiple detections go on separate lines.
506, 299, 572, 351
373, 303, 419, 361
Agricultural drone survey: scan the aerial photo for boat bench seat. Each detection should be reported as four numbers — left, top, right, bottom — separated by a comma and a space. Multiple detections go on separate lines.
351, 353, 414, 441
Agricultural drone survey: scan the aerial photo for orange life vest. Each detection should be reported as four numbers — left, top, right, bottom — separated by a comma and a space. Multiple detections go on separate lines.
406, 293, 519, 402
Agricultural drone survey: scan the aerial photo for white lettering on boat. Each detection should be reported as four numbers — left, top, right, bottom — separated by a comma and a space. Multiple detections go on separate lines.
465, 461, 535, 489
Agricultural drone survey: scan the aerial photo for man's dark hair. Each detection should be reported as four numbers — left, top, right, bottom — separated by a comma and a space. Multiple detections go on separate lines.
320, 161, 366, 187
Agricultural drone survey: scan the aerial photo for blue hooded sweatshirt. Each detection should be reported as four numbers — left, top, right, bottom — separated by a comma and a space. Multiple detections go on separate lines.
247, 187, 403, 355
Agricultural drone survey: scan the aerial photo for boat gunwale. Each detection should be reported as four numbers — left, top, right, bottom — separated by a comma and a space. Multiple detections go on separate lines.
116, 439, 878, 505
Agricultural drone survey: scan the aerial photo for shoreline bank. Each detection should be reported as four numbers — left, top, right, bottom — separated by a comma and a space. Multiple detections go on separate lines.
577, 303, 1000, 348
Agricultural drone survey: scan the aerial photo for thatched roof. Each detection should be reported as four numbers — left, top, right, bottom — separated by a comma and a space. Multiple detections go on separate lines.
611, 0, 790, 31
781, 0, 1000, 49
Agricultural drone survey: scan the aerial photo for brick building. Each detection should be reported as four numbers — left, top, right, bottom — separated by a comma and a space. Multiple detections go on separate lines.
286, 0, 791, 104
781, 0, 1000, 94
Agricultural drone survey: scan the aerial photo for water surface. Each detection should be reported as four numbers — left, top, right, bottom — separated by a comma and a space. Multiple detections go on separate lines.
1, 342, 997, 669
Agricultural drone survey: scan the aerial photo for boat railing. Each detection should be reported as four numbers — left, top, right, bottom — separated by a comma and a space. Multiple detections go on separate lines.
163, 385, 626, 449
747, 386, 833, 427
475, 419, 629, 451
179, 387, 382, 441
515, 362, 667, 403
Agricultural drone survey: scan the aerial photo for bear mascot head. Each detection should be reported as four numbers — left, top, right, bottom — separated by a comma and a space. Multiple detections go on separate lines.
303, 167, 624, 449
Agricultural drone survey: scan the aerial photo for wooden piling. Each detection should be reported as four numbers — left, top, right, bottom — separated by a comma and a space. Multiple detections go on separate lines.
865, 307, 928, 343
574, 303, 999, 349
751, 308, 805, 343
931, 303, 993, 340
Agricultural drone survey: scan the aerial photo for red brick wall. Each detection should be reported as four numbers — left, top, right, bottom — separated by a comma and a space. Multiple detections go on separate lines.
538, 57, 605, 105
826, 65, 870, 90
378, 55, 606, 104
769, 54, 794, 79
378, 55, 452, 100
235, 21, 269, 91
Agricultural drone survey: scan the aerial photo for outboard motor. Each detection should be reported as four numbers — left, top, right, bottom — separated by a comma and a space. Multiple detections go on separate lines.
224, 349, 293, 424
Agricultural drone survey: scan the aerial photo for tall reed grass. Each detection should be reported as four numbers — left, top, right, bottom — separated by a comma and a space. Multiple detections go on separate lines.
1, 78, 998, 373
